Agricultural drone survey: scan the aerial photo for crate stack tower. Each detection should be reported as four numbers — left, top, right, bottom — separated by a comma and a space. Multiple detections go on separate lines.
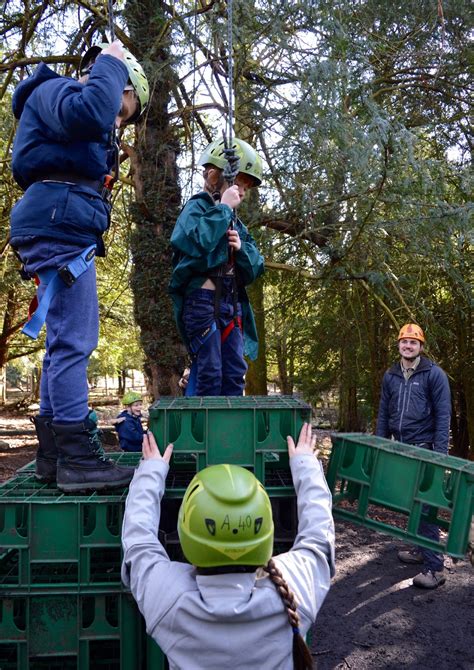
0, 396, 311, 669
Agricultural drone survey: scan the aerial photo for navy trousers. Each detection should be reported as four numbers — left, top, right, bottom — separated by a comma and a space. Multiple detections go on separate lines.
419, 506, 444, 572
416, 443, 444, 572
183, 287, 247, 396
16, 239, 98, 423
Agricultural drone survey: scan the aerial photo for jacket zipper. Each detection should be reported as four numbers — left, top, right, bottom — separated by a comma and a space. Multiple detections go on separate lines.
398, 379, 408, 442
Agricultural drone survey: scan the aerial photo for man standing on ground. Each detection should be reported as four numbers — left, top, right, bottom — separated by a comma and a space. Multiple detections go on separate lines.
376, 323, 451, 589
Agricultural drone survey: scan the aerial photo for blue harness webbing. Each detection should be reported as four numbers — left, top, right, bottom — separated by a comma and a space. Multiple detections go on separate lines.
188, 321, 218, 355
22, 245, 96, 340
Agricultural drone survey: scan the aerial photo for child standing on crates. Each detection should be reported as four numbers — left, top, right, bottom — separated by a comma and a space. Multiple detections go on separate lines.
169, 138, 265, 397
9, 41, 149, 492
114, 391, 145, 452
122, 423, 335, 670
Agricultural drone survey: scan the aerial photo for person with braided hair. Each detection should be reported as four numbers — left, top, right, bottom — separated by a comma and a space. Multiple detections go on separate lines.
122, 424, 335, 669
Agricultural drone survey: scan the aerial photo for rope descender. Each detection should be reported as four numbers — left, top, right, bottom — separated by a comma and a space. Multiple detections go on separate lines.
105, 0, 120, 193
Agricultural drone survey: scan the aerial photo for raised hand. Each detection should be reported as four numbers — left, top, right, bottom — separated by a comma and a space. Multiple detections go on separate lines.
142, 431, 173, 463
287, 422, 318, 458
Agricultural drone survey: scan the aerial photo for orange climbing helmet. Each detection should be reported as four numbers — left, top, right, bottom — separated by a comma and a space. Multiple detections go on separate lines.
398, 323, 425, 343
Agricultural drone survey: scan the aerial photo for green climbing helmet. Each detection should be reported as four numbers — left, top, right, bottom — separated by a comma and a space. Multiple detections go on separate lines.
122, 391, 142, 406
198, 137, 263, 186
79, 44, 149, 122
178, 464, 274, 568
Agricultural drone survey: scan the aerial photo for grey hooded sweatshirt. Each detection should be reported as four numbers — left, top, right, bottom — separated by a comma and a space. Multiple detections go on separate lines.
121, 453, 335, 670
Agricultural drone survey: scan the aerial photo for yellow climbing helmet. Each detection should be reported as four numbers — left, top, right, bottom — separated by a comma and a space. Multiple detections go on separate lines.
198, 137, 263, 186
80, 44, 149, 122
178, 464, 274, 568
398, 324, 425, 343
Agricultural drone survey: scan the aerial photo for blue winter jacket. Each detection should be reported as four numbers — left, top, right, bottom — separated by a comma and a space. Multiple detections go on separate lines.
169, 192, 264, 361
375, 356, 451, 453
115, 410, 144, 452
10, 55, 128, 252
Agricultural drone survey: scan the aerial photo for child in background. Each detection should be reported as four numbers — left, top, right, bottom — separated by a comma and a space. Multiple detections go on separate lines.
114, 391, 145, 453
122, 424, 335, 669
169, 138, 265, 396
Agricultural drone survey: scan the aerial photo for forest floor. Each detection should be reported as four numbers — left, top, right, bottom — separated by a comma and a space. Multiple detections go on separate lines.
0, 408, 473, 669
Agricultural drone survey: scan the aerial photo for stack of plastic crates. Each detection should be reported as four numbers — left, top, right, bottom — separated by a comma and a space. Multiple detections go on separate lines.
327, 433, 474, 558
148, 395, 312, 496
149, 395, 312, 555
0, 470, 165, 670
0, 396, 312, 668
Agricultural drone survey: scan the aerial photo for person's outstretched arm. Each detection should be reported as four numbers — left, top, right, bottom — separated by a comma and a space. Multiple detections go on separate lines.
274, 423, 336, 624
121, 434, 176, 626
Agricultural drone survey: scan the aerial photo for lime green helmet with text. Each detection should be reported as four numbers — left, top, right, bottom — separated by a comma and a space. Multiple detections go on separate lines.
198, 137, 263, 186
178, 464, 274, 568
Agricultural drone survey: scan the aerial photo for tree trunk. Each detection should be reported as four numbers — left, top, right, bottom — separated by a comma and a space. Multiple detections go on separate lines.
0, 366, 5, 404
0, 287, 19, 370
275, 333, 292, 395
338, 303, 361, 431
118, 369, 126, 397
456, 307, 473, 459
125, 1, 185, 400
360, 290, 391, 430
32, 367, 41, 402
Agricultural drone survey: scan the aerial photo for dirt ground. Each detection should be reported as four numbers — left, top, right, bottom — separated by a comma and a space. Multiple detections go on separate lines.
1, 410, 473, 670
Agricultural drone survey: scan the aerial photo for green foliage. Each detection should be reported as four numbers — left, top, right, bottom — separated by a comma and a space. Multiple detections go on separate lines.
0, 0, 471, 455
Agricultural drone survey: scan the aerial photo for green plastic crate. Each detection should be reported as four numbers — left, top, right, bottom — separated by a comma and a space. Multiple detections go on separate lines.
0, 393, 308, 595
0, 476, 128, 592
327, 433, 474, 558
149, 395, 311, 492
0, 470, 298, 592
0, 592, 166, 670
146, 636, 168, 670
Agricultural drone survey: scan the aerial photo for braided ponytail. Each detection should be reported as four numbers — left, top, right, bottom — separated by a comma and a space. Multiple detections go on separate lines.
263, 558, 314, 670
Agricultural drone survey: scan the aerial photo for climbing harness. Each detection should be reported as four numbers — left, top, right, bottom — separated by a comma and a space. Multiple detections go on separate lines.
185, 316, 243, 397
22, 245, 97, 340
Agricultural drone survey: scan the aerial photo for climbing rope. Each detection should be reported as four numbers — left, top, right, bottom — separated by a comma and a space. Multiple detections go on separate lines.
190, 0, 198, 194
225, 0, 234, 150
106, 0, 120, 186
222, 0, 239, 228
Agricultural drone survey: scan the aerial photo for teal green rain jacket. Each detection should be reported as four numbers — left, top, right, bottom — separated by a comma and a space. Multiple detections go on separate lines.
169, 192, 264, 360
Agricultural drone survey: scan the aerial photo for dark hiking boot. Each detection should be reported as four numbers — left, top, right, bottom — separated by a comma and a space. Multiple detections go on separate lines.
31, 415, 57, 483
398, 549, 424, 564
53, 411, 135, 493
413, 569, 446, 589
